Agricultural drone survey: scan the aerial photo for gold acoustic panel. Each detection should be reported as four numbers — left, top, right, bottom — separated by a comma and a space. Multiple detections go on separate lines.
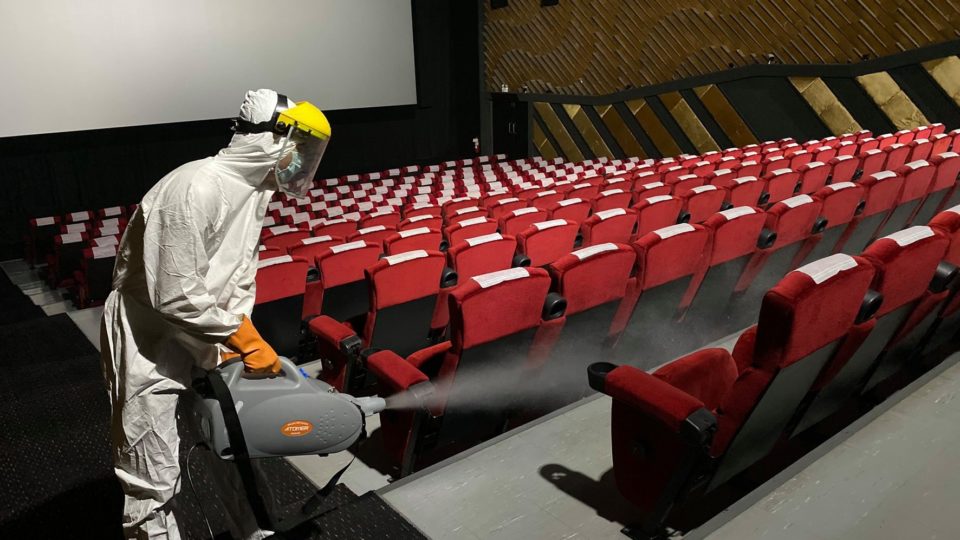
923, 56, 960, 108
532, 119, 558, 160
626, 99, 682, 157
484, 0, 960, 94
693, 85, 758, 148
533, 102, 585, 162
856, 72, 930, 130
595, 104, 647, 158
790, 77, 862, 135
563, 104, 614, 159
659, 92, 720, 154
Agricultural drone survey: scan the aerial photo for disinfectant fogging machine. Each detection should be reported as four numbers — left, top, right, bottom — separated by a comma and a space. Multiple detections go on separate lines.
193, 357, 429, 537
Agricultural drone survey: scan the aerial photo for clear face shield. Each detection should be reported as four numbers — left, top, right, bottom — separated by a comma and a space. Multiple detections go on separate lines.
273, 125, 329, 198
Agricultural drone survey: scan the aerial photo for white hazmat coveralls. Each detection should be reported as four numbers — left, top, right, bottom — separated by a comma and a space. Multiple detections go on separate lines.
101, 89, 291, 539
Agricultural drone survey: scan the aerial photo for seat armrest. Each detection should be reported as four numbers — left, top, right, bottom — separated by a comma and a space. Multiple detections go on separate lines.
366, 349, 429, 392
404, 340, 453, 371
601, 364, 711, 433
512, 254, 531, 267
309, 315, 361, 355
653, 348, 738, 412
930, 262, 959, 294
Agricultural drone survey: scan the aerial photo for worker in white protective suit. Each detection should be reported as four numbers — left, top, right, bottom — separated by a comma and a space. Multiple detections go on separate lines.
100, 89, 331, 539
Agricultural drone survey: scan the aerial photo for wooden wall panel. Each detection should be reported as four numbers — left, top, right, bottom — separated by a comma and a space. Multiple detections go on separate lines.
790, 77, 862, 135
484, 0, 960, 95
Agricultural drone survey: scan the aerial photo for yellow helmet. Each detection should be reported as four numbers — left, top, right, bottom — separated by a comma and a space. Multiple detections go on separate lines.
235, 92, 331, 197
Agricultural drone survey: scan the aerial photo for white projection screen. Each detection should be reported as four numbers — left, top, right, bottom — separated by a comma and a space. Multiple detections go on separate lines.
0, 0, 417, 138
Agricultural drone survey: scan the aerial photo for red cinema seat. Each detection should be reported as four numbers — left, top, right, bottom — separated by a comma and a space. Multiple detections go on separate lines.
796, 161, 830, 194
633, 195, 684, 237
580, 208, 638, 246
908, 139, 933, 163
311, 250, 447, 392
912, 152, 960, 225
499, 207, 548, 237
840, 171, 904, 254
444, 216, 499, 246
288, 235, 343, 268
529, 189, 565, 211
632, 180, 672, 203
302, 240, 381, 323
546, 198, 592, 225
921, 208, 960, 352
616, 223, 711, 367
348, 225, 396, 250
384, 227, 443, 255
802, 182, 865, 263
589, 251, 876, 538
251, 255, 310, 358
75, 243, 119, 308
680, 185, 725, 224
26, 215, 62, 266
447, 233, 519, 281
262, 227, 311, 253
434, 267, 565, 443
360, 209, 402, 230
447, 206, 487, 226
669, 174, 704, 197
682, 206, 769, 346
442, 196, 481, 218
486, 197, 527, 221
403, 203, 441, 219
592, 188, 633, 212
858, 149, 886, 179
258, 245, 283, 260
873, 160, 936, 237
564, 181, 602, 201
895, 129, 915, 145
761, 168, 800, 205
828, 154, 860, 183
312, 217, 358, 239
736, 159, 762, 179
542, 243, 637, 404
730, 195, 823, 327
883, 143, 910, 171
398, 214, 442, 232
796, 227, 951, 432
516, 219, 579, 267
930, 133, 952, 157
715, 176, 764, 208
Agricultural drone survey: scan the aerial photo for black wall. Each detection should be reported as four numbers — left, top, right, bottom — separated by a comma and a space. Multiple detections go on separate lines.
0, 0, 480, 259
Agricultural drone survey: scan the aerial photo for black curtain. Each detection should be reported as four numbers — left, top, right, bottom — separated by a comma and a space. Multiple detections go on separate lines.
0, 0, 480, 260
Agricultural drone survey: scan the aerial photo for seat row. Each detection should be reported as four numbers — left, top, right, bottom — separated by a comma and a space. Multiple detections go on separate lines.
590, 205, 960, 537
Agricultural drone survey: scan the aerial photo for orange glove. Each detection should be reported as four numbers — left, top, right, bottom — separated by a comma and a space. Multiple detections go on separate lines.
224, 315, 281, 374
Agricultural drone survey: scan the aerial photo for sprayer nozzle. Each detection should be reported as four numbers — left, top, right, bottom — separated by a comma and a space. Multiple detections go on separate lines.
352, 396, 387, 416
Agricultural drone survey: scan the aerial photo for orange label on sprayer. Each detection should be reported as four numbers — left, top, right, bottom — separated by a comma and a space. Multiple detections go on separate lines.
280, 420, 314, 437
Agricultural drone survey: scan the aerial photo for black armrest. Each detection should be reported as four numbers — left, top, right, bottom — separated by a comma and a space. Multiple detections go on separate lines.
856, 289, 883, 324
677, 211, 691, 224
758, 192, 770, 206
306, 267, 320, 282
439, 239, 449, 252
853, 169, 863, 180
812, 217, 829, 234
587, 362, 618, 393
512, 254, 531, 267
854, 200, 866, 215
757, 228, 777, 249
719, 201, 734, 211
542, 292, 567, 320
340, 334, 363, 357
681, 408, 719, 446
440, 266, 458, 289
929, 262, 959, 293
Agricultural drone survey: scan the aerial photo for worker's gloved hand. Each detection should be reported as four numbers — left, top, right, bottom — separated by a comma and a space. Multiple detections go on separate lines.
225, 315, 281, 374
220, 350, 241, 363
